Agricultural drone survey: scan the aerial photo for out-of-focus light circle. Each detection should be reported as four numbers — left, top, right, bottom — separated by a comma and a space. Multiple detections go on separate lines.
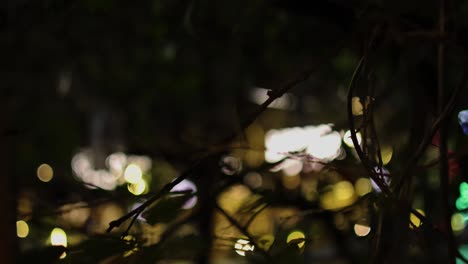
128, 180, 147, 196
380, 146, 393, 165
409, 209, 425, 229
282, 174, 301, 190
343, 130, 362, 148
37, 163, 53, 182
334, 181, 354, 201
287, 230, 306, 249
171, 179, 198, 209
124, 164, 142, 184
234, 238, 255, 256
355, 178, 372, 196
354, 222, 371, 237
50, 227, 67, 259
244, 172, 262, 189
16, 220, 29, 238
452, 213, 466, 233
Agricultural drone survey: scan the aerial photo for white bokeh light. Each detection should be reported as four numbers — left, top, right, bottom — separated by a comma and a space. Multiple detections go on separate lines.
264, 124, 343, 174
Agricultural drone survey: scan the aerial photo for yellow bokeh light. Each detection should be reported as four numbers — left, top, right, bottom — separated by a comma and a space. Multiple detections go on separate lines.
124, 164, 142, 184
287, 230, 306, 249
16, 220, 29, 238
127, 179, 147, 196
343, 130, 362, 148
452, 213, 466, 233
354, 223, 371, 237
355, 178, 372, 196
379, 146, 393, 165
282, 174, 301, 190
352, 97, 363, 116
50, 227, 67, 259
234, 238, 255, 256
409, 209, 425, 229
320, 181, 356, 210
37, 163, 53, 182
334, 181, 354, 200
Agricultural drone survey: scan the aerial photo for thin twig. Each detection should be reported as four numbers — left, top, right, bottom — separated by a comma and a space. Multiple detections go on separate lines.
215, 203, 271, 261
107, 46, 344, 234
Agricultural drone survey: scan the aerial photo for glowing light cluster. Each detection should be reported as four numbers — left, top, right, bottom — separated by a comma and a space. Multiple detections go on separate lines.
265, 125, 343, 174
234, 238, 255, 256
71, 151, 151, 193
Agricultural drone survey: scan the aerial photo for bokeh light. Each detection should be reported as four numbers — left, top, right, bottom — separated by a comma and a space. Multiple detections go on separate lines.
320, 181, 356, 210
354, 221, 371, 237
343, 130, 362, 148
282, 174, 301, 190
16, 220, 29, 238
265, 125, 343, 174
124, 164, 143, 184
457, 182, 468, 211
71, 151, 152, 191
380, 146, 393, 165
352, 97, 363, 116
128, 179, 147, 196
354, 178, 372, 196
287, 230, 306, 249
249, 87, 296, 110
452, 213, 466, 233
234, 238, 255, 256
409, 209, 425, 229
50, 228, 67, 258
37, 163, 54, 182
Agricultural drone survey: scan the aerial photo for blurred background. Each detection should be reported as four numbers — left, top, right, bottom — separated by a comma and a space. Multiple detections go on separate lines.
5, 0, 468, 263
